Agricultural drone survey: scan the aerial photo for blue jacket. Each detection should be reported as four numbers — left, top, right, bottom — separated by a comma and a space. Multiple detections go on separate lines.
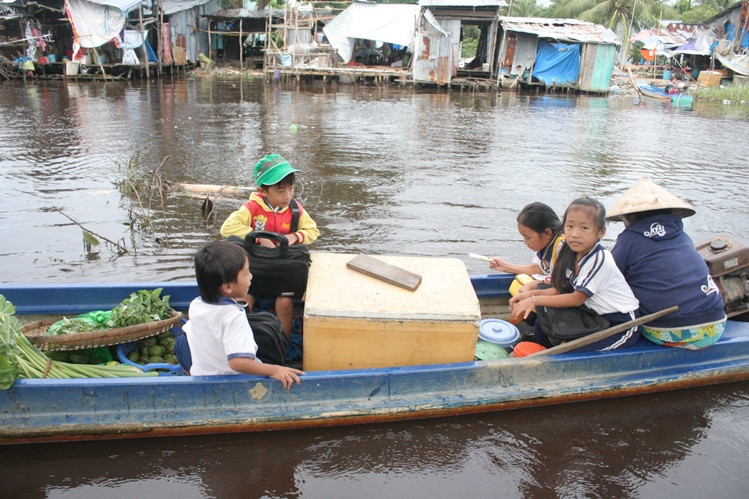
611, 213, 725, 328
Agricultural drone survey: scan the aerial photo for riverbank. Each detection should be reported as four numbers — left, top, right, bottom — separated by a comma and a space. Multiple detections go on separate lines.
183, 62, 749, 103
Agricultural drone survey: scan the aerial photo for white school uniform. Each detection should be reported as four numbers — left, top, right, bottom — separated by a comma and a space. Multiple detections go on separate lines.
568, 242, 639, 316
184, 297, 260, 376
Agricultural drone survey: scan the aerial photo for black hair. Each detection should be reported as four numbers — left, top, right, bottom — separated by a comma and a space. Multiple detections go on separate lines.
550, 197, 606, 293
516, 202, 562, 236
194, 240, 249, 303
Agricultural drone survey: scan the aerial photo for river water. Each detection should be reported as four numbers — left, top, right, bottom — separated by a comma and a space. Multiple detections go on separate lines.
1, 78, 749, 496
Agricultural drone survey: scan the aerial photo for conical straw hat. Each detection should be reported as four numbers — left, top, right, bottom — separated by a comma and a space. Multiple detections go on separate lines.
606, 177, 696, 220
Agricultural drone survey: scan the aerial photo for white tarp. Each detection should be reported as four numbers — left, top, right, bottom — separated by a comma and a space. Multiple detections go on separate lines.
84, 0, 146, 12
715, 50, 749, 76
121, 29, 149, 64
323, 2, 419, 63
66, 0, 128, 48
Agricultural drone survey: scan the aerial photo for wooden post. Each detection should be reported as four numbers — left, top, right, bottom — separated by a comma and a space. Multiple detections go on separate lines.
239, 18, 244, 71
92, 46, 108, 81
139, 5, 149, 80
496, 17, 507, 86
157, 0, 163, 76
208, 21, 212, 61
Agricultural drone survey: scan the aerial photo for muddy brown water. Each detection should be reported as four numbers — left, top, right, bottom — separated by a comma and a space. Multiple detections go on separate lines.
1, 78, 749, 496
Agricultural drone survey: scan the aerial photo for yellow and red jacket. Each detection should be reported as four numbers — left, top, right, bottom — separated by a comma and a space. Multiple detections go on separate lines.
220, 192, 319, 243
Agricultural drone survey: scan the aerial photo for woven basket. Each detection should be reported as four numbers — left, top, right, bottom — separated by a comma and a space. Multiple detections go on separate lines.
22, 311, 183, 351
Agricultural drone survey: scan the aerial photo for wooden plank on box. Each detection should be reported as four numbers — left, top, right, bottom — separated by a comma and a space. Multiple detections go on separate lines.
346, 254, 422, 291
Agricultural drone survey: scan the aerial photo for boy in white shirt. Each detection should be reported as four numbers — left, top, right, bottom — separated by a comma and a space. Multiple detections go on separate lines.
184, 240, 304, 389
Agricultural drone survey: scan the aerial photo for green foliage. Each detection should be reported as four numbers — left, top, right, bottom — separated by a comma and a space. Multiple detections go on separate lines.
0, 294, 158, 389
550, 0, 677, 34
46, 317, 103, 336
0, 296, 21, 389
461, 25, 480, 58
692, 84, 749, 103
220, 0, 245, 8
674, 0, 693, 14
680, 4, 721, 23
508, 0, 544, 17
110, 288, 173, 328
463, 25, 480, 39
462, 38, 478, 58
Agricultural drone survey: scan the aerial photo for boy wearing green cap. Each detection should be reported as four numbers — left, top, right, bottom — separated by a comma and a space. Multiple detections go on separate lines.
220, 153, 319, 336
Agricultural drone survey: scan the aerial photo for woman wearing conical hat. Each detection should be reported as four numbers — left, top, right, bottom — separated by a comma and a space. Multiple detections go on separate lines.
608, 177, 726, 349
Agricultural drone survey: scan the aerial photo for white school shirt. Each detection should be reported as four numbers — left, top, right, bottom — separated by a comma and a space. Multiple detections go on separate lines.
568, 243, 639, 315
184, 296, 260, 376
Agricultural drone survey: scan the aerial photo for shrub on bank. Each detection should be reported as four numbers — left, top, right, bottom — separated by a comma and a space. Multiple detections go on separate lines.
693, 84, 749, 103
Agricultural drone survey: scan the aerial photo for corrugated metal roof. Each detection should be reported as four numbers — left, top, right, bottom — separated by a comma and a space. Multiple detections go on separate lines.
162, 0, 211, 15
203, 8, 269, 19
630, 28, 690, 47
499, 17, 620, 45
418, 0, 506, 7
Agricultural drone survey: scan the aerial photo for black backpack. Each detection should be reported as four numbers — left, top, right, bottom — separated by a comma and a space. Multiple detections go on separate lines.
248, 311, 289, 366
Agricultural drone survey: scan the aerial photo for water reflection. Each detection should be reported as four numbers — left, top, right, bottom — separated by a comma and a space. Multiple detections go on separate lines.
2, 383, 748, 497
2, 79, 748, 282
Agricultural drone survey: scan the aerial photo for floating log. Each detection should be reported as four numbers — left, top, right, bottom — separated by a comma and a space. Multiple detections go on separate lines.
175, 183, 253, 196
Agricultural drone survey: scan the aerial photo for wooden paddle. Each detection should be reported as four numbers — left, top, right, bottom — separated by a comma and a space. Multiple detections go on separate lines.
528, 305, 679, 357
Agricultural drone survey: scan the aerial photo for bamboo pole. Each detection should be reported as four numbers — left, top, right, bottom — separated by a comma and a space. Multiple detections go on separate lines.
208, 21, 212, 61
139, 6, 149, 80
92, 46, 108, 81
157, 0, 163, 76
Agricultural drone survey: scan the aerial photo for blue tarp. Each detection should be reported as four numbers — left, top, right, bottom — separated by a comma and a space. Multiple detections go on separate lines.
145, 38, 158, 63
725, 22, 749, 49
532, 41, 580, 85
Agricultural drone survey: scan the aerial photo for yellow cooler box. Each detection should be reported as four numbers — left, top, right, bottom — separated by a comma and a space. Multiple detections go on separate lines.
303, 253, 481, 371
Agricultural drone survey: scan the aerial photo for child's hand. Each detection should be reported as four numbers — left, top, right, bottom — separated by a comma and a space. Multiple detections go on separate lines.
510, 296, 535, 323
256, 237, 277, 249
269, 365, 305, 390
509, 291, 531, 307
284, 233, 299, 245
488, 257, 507, 271
519, 280, 540, 293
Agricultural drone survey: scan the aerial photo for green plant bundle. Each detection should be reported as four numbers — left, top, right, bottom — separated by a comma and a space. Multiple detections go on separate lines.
0, 295, 158, 390
110, 288, 173, 328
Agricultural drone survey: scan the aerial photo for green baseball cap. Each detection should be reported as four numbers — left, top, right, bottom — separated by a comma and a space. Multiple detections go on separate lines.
253, 153, 299, 187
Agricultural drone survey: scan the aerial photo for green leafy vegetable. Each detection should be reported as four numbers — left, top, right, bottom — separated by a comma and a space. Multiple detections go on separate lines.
110, 288, 172, 328
46, 317, 102, 336
0, 295, 158, 390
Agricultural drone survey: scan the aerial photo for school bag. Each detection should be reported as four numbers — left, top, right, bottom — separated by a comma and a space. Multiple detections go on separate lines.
535, 305, 610, 345
247, 311, 289, 366
230, 199, 312, 299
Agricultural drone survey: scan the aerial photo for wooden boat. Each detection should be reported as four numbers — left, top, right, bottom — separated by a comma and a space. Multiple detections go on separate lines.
2, 272, 749, 445
637, 82, 694, 106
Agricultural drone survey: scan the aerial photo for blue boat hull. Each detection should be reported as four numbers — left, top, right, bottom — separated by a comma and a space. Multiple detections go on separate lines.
638, 84, 693, 106
2, 278, 749, 444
